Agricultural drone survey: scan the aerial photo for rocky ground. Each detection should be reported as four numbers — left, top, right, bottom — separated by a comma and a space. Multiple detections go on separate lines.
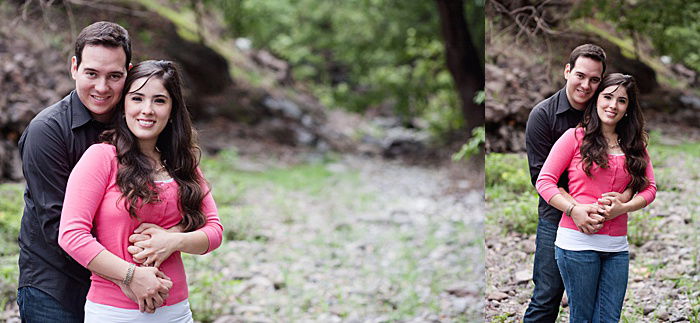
198, 153, 484, 322
1, 149, 484, 322
485, 144, 700, 322
485, 217, 698, 322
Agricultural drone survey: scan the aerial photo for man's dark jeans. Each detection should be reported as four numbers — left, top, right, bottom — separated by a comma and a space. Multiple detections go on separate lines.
523, 218, 565, 323
17, 286, 83, 323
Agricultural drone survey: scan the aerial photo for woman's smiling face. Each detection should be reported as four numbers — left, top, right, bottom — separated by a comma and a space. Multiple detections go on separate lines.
596, 84, 628, 128
124, 77, 172, 146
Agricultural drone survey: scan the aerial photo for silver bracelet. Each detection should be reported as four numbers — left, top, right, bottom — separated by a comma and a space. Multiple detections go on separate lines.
566, 203, 576, 215
123, 263, 136, 285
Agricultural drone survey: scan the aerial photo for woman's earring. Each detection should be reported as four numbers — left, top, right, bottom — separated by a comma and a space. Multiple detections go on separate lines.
625, 113, 628, 117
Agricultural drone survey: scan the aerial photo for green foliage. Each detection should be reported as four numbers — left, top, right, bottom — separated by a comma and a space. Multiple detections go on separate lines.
0, 184, 23, 256
486, 153, 531, 194
184, 254, 242, 322
209, 0, 484, 133
452, 126, 485, 161
473, 90, 485, 105
0, 254, 19, 310
627, 209, 659, 247
486, 153, 539, 235
0, 184, 22, 308
574, 0, 700, 72
450, 90, 486, 156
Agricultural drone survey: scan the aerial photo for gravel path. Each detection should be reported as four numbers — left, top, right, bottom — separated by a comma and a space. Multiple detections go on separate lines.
190, 154, 484, 322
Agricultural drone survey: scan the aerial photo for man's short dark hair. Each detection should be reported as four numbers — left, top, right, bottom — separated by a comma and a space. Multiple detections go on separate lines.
74, 21, 131, 69
568, 43, 606, 75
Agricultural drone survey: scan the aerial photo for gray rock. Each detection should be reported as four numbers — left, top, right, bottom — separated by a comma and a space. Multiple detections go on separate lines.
445, 283, 479, 297
515, 270, 532, 284
487, 291, 509, 301
263, 96, 303, 119
452, 297, 470, 313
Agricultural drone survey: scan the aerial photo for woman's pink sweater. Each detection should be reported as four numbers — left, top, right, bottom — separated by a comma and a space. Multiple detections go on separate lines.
536, 128, 656, 236
59, 143, 223, 309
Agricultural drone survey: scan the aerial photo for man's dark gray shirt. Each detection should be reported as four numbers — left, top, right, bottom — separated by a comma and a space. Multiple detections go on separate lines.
18, 90, 108, 315
525, 88, 584, 224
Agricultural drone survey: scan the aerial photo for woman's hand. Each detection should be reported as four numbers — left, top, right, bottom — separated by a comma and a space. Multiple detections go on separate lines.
128, 266, 173, 313
570, 204, 604, 234
128, 223, 181, 268
597, 192, 629, 221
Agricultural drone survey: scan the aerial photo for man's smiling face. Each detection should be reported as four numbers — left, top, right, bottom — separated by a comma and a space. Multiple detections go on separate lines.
564, 56, 604, 110
71, 45, 127, 123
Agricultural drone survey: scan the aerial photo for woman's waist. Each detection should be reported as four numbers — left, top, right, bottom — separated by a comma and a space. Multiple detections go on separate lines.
560, 214, 629, 236
88, 280, 188, 309
88, 261, 188, 309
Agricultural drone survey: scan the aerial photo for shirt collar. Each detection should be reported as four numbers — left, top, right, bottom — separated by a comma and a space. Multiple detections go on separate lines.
555, 87, 578, 115
69, 90, 99, 130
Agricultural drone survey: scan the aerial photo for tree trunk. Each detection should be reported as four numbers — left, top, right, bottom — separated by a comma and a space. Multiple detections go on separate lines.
435, 0, 485, 137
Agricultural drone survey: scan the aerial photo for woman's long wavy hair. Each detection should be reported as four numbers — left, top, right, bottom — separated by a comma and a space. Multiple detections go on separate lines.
102, 60, 206, 232
579, 73, 649, 194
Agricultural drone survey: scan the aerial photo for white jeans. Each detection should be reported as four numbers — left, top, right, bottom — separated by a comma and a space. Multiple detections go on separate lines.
84, 299, 193, 323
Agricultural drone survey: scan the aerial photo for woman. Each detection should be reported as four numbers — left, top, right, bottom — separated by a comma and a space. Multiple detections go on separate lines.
59, 60, 223, 322
536, 73, 656, 322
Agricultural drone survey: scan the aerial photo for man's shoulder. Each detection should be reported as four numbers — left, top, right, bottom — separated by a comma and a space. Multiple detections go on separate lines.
26, 93, 73, 130
530, 90, 561, 115
19, 94, 74, 151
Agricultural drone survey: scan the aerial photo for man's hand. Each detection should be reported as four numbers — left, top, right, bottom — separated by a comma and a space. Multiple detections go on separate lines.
597, 192, 629, 221
129, 266, 173, 313
118, 282, 137, 304
116, 282, 170, 313
128, 223, 181, 268
570, 204, 604, 234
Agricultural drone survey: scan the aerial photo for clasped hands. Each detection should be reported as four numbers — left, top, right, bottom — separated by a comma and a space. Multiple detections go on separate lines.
119, 223, 180, 313
571, 192, 628, 234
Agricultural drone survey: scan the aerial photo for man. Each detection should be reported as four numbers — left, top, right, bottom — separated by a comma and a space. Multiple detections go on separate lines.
17, 21, 169, 322
524, 43, 611, 322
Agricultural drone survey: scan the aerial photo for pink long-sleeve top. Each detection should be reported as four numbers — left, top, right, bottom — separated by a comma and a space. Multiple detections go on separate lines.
58, 143, 223, 309
536, 128, 656, 236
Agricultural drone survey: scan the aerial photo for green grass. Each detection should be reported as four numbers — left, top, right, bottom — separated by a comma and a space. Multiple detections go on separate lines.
0, 185, 25, 307
627, 209, 660, 247
486, 153, 539, 235
0, 184, 23, 256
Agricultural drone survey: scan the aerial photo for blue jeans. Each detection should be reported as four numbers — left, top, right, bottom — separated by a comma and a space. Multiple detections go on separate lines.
555, 247, 629, 323
17, 287, 83, 323
524, 218, 565, 323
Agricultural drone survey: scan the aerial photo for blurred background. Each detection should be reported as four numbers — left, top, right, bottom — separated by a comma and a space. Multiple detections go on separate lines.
0, 0, 485, 321
485, 1, 699, 322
